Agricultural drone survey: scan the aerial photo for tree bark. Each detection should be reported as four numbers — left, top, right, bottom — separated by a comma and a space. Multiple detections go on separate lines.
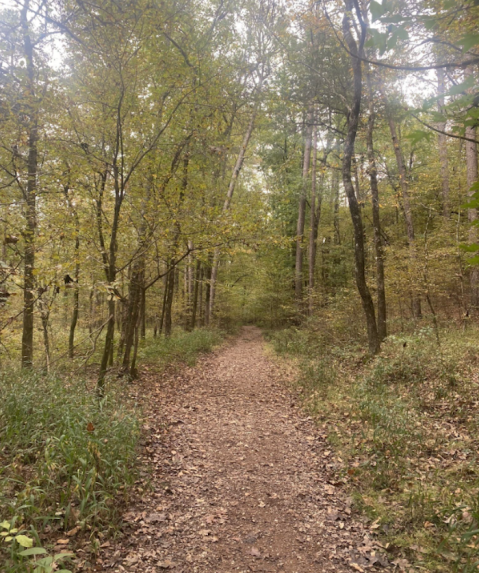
465, 66, 479, 307
366, 69, 387, 341
342, 0, 380, 355
209, 103, 260, 320
383, 93, 422, 318
437, 67, 450, 217
295, 105, 314, 311
164, 262, 175, 337
308, 126, 320, 316
191, 259, 201, 330
20, 0, 38, 369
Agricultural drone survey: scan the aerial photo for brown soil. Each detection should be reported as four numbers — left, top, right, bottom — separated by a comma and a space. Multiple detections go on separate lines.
94, 326, 389, 572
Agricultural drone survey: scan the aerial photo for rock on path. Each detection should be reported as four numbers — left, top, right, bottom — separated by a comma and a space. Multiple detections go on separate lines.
95, 326, 389, 573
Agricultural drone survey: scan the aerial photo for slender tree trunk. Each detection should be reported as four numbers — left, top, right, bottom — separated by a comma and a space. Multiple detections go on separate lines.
342, 0, 379, 355
158, 273, 168, 336
465, 67, 479, 307
308, 126, 320, 316
121, 261, 143, 373
191, 259, 201, 330
164, 262, 175, 337
209, 103, 260, 319
140, 286, 146, 339
64, 185, 80, 359
199, 266, 204, 326
38, 294, 50, 372
204, 258, 212, 325
332, 166, 341, 245
20, 1, 38, 369
383, 93, 422, 318
295, 105, 314, 311
366, 70, 387, 341
98, 177, 123, 390
130, 320, 140, 380
437, 67, 450, 217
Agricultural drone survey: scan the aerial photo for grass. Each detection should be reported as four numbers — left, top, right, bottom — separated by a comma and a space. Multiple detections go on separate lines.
0, 371, 139, 571
137, 327, 224, 369
0, 326, 224, 571
268, 323, 479, 572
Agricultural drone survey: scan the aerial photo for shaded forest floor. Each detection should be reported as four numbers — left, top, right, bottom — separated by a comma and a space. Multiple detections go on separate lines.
90, 326, 389, 573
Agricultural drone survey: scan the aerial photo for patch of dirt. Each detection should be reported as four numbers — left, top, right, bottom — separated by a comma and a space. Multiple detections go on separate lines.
90, 326, 389, 572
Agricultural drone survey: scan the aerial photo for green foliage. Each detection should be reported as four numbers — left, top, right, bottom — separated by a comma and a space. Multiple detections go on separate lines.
0, 372, 139, 533
270, 323, 479, 571
138, 328, 223, 368
1, 518, 74, 573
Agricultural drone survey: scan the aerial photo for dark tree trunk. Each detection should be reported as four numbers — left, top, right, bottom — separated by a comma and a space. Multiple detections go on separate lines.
342, 0, 380, 355
159, 273, 168, 337
164, 263, 175, 337
140, 286, 146, 339
121, 263, 144, 374
191, 259, 201, 330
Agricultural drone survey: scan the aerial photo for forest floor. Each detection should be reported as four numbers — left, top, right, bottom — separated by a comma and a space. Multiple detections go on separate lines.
90, 326, 390, 573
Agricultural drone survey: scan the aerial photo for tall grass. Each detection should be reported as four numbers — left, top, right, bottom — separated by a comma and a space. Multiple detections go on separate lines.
138, 327, 223, 368
0, 371, 139, 536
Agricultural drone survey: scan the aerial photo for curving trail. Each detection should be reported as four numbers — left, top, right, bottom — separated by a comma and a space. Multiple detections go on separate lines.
95, 327, 389, 573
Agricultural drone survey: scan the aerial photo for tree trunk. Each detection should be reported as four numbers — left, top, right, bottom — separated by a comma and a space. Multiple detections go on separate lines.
38, 294, 50, 372
295, 105, 314, 311
191, 259, 201, 330
308, 126, 320, 316
437, 67, 450, 217
97, 172, 122, 391
332, 165, 341, 245
366, 69, 387, 341
465, 66, 479, 307
164, 262, 175, 337
209, 102, 260, 319
20, 1, 38, 369
383, 93, 422, 318
342, 0, 379, 355
67, 204, 80, 358
204, 258, 212, 325
140, 285, 146, 339
121, 262, 143, 373
158, 273, 168, 337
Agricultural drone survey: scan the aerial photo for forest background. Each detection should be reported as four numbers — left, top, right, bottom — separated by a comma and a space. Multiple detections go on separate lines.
1, 0, 479, 571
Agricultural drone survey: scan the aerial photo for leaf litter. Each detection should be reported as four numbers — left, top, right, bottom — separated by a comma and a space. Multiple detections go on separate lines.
87, 327, 392, 572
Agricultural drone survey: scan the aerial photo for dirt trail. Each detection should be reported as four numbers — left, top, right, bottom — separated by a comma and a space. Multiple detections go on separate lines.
97, 327, 389, 573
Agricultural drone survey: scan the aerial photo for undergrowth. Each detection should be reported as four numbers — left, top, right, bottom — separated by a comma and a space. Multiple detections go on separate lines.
137, 327, 223, 369
0, 326, 223, 571
268, 323, 479, 572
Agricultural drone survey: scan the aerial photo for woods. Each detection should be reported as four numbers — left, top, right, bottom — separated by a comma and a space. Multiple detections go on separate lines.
1, 0, 479, 571
1, 0, 478, 370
